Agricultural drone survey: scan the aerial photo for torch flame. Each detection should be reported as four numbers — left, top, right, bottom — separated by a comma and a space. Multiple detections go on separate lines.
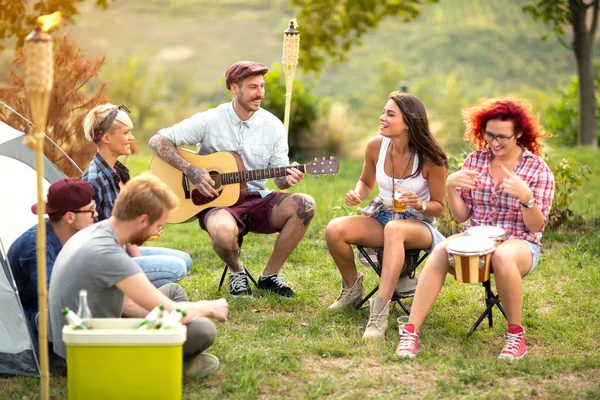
37, 12, 61, 32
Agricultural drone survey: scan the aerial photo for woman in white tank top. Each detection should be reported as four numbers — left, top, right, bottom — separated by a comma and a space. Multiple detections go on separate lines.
325, 91, 448, 341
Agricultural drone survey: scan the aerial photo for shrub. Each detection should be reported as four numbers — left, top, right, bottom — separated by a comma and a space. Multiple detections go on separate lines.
545, 156, 591, 229
261, 63, 320, 160
0, 35, 108, 177
545, 76, 600, 147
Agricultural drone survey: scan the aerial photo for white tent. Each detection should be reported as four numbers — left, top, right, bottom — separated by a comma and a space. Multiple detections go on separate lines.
0, 121, 65, 376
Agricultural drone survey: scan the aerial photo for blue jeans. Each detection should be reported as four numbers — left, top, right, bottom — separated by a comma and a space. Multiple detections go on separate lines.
523, 241, 541, 276
134, 247, 193, 288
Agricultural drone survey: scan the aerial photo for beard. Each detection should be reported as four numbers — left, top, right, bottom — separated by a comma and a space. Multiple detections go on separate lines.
237, 92, 262, 113
129, 227, 151, 246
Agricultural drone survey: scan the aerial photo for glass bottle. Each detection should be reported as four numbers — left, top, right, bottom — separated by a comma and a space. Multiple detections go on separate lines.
62, 307, 89, 330
77, 289, 93, 319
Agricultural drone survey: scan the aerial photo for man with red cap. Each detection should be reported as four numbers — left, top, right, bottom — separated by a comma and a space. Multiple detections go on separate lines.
150, 61, 315, 298
8, 178, 97, 336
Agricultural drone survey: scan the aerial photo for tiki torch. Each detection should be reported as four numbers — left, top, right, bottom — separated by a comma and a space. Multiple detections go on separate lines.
282, 18, 299, 137
24, 11, 61, 399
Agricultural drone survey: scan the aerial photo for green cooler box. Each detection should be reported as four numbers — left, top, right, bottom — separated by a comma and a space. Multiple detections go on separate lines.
63, 318, 186, 400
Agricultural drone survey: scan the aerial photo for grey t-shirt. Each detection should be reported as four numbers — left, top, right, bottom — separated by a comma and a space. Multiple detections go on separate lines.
157, 101, 289, 196
48, 221, 142, 359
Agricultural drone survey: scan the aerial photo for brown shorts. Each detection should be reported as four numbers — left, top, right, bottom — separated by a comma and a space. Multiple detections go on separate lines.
198, 192, 287, 235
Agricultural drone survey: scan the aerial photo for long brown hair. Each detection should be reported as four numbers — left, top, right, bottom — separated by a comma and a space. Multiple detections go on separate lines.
389, 91, 448, 177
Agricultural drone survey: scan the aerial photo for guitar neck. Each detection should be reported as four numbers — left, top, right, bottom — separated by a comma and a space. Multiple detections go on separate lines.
221, 164, 306, 185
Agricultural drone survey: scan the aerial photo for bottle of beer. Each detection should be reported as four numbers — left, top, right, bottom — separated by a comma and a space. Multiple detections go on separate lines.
160, 309, 186, 330
135, 305, 165, 330
77, 290, 93, 319
62, 307, 89, 330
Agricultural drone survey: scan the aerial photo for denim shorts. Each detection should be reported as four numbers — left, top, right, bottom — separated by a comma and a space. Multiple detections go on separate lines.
523, 240, 540, 276
375, 211, 445, 253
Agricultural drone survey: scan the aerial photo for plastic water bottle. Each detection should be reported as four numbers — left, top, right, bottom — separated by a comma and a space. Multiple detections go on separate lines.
77, 290, 93, 319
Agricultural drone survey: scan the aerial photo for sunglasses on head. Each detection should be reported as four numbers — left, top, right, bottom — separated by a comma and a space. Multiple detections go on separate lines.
92, 104, 131, 143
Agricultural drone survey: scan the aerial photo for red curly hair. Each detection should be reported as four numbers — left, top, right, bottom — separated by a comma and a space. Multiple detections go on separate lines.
462, 97, 547, 156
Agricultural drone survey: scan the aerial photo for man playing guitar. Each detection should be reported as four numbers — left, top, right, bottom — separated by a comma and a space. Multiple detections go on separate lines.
149, 61, 315, 298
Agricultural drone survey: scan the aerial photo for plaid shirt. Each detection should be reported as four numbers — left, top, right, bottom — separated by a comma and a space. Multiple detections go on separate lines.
457, 148, 555, 246
82, 153, 131, 221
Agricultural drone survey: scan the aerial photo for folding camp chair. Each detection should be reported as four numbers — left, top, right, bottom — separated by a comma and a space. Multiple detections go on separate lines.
217, 214, 258, 291
355, 246, 428, 315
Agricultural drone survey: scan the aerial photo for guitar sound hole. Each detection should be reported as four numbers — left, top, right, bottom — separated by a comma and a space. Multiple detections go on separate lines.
191, 189, 221, 206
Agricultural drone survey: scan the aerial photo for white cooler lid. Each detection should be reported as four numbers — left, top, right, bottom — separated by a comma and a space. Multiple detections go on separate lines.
62, 318, 187, 345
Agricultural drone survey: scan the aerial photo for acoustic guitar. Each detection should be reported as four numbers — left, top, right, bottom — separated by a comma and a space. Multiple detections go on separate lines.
149, 148, 339, 223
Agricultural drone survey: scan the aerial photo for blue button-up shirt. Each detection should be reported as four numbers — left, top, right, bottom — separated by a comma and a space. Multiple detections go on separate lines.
158, 101, 289, 196
82, 153, 131, 221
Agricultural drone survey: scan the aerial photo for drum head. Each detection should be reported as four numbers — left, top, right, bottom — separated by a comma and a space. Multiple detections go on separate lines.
466, 226, 506, 238
446, 236, 496, 255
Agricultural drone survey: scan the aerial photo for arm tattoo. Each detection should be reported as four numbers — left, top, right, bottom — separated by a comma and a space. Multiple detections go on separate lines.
149, 135, 188, 171
149, 134, 208, 186
292, 194, 315, 227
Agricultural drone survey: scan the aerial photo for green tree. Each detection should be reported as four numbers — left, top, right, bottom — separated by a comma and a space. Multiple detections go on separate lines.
545, 76, 600, 146
0, 0, 116, 50
261, 63, 320, 159
291, 0, 438, 72
523, 0, 599, 147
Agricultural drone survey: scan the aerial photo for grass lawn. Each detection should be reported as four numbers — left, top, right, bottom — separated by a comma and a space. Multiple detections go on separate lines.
2, 147, 600, 399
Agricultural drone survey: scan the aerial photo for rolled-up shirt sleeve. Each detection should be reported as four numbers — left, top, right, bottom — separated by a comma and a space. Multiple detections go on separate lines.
268, 122, 289, 168
532, 164, 555, 227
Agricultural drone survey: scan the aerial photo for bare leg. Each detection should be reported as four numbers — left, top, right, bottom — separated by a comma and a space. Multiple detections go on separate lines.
205, 209, 244, 273
263, 193, 316, 276
408, 234, 463, 330
490, 240, 532, 325
377, 220, 434, 303
325, 215, 385, 286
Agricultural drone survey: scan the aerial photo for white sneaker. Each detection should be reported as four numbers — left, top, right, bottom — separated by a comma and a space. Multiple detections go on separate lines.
362, 296, 390, 339
328, 273, 364, 310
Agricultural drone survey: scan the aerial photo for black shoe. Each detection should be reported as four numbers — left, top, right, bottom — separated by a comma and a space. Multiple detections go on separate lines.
257, 274, 295, 298
229, 272, 253, 297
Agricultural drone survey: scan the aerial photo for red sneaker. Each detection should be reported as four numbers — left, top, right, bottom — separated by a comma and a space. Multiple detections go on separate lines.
395, 323, 419, 358
498, 324, 528, 360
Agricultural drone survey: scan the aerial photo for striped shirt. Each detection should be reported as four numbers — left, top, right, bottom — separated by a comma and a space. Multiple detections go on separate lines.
82, 153, 131, 221
457, 148, 555, 246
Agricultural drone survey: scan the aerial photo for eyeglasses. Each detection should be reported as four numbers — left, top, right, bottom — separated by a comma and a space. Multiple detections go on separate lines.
92, 104, 131, 143
71, 202, 97, 216
483, 131, 516, 144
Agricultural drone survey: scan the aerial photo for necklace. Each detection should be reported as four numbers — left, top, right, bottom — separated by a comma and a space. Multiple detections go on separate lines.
389, 141, 414, 219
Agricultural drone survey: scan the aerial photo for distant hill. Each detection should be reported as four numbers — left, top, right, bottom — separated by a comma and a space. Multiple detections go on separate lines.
1, 0, 598, 147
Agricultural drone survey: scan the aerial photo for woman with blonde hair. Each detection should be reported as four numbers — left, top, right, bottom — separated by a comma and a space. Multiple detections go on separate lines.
82, 103, 192, 287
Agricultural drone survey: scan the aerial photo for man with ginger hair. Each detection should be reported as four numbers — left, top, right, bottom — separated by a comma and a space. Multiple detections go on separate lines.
49, 173, 228, 378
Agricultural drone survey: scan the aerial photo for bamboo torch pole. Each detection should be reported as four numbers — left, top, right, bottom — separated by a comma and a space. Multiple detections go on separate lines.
24, 11, 61, 400
282, 18, 299, 138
